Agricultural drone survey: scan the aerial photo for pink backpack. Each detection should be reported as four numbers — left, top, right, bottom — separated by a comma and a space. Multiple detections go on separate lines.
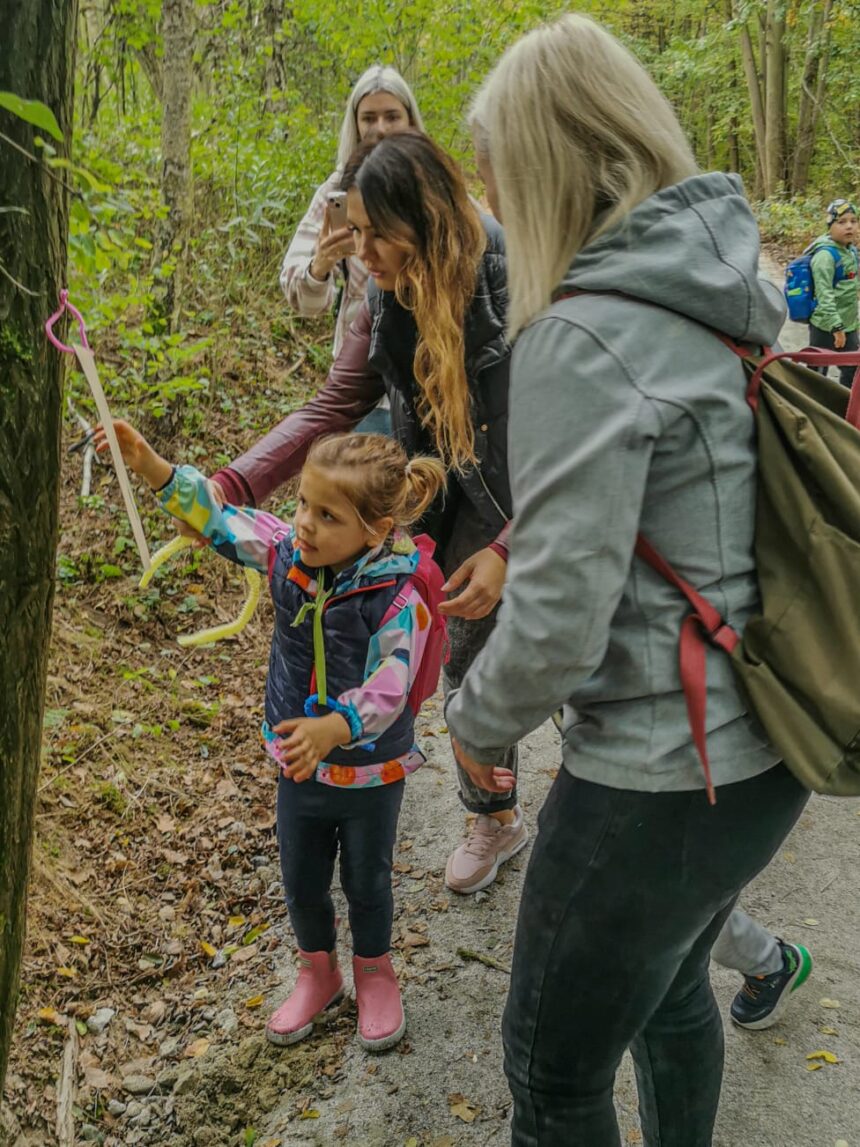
381, 534, 448, 715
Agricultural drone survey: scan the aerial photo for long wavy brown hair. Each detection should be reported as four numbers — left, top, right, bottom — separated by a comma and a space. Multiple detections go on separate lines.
341, 131, 487, 472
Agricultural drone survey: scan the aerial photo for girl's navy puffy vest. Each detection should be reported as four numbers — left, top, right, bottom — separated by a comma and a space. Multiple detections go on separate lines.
266, 544, 416, 766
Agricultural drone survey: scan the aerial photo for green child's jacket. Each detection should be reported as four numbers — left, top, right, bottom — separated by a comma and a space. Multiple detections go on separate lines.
810, 235, 860, 332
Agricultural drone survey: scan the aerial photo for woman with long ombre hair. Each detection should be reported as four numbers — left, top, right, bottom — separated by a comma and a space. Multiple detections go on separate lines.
210, 130, 529, 906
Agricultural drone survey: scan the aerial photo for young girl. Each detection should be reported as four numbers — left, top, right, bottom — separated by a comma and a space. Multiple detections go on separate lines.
95, 423, 446, 1051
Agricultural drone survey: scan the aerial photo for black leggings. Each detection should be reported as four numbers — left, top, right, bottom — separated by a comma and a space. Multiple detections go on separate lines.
503, 763, 808, 1146
807, 324, 860, 388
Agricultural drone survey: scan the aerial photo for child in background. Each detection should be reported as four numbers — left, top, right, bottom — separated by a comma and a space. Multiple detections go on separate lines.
808, 198, 860, 387
94, 424, 447, 1051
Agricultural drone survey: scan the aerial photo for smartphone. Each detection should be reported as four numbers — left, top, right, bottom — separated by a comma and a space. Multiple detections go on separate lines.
326, 191, 349, 232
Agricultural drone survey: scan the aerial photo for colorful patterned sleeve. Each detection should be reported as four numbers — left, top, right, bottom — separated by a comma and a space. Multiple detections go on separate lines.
158, 464, 292, 573
336, 582, 431, 746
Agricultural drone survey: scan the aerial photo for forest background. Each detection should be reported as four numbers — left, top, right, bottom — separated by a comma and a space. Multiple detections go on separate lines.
2, 1, 860, 1145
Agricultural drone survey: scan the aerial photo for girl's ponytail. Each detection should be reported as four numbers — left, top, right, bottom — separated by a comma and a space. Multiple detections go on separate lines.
401, 456, 447, 525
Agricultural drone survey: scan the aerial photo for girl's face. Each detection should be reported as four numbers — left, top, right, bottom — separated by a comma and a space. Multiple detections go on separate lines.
356, 91, 410, 140
347, 187, 413, 291
830, 211, 859, 245
293, 464, 391, 572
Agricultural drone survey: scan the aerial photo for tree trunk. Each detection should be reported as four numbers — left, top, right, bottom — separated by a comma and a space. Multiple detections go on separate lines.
0, 0, 77, 1101
733, 1, 766, 196
723, 0, 741, 174
764, 0, 786, 195
159, 0, 194, 330
791, 0, 833, 193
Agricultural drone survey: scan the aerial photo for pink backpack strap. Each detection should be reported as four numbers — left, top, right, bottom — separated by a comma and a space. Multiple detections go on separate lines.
635, 535, 740, 806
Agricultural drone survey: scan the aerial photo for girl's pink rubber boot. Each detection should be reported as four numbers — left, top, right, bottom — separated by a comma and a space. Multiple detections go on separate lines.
265, 949, 344, 1046
352, 953, 406, 1051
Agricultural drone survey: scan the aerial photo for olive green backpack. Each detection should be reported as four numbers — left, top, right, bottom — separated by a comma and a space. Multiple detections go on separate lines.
637, 343, 860, 802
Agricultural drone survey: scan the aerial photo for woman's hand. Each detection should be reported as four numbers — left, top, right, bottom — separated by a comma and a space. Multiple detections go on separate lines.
310, 211, 356, 281
835, 329, 847, 349
273, 713, 351, 783
451, 737, 516, 793
439, 546, 507, 619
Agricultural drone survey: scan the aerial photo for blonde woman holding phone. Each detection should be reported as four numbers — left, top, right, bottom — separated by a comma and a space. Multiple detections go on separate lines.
280, 65, 425, 363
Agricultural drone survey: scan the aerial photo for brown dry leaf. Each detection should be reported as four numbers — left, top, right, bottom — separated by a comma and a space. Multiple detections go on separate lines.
401, 932, 430, 949
229, 943, 258, 963
162, 849, 188, 866
156, 814, 176, 834
448, 1093, 480, 1123
183, 1038, 210, 1059
83, 1066, 114, 1090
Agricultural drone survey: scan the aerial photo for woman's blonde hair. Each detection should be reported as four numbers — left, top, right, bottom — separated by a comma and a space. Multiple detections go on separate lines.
305, 433, 446, 539
336, 66, 426, 170
470, 13, 698, 338
341, 131, 487, 472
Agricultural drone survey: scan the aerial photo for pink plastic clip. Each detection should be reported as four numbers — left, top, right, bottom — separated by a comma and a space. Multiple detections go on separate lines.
45, 289, 90, 354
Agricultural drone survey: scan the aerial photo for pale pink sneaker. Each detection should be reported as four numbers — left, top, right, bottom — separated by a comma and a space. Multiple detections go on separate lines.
445, 806, 528, 894
265, 949, 344, 1046
352, 953, 406, 1051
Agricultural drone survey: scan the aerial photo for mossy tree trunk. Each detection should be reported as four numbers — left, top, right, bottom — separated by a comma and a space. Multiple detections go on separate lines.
0, 0, 78, 1100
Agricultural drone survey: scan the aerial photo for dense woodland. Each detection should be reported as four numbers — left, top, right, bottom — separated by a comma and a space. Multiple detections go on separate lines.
2, 2, 860, 1145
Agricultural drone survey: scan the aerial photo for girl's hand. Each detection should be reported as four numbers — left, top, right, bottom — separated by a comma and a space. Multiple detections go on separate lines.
310, 210, 355, 281
273, 713, 351, 783
835, 329, 847, 349
451, 737, 516, 793
93, 419, 172, 489
439, 546, 507, 619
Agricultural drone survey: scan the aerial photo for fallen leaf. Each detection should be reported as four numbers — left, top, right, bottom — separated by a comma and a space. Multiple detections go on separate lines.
299, 1109, 320, 1120
156, 814, 175, 833
183, 1038, 210, 1059
230, 943, 258, 963
162, 849, 188, 866
448, 1093, 480, 1123
807, 1050, 840, 1064
83, 1066, 113, 1090
807, 1063, 823, 1072
819, 998, 842, 1009
69, 935, 91, 946
228, 915, 246, 928
37, 1008, 63, 1025
200, 941, 217, 958
56, 966, 77, 979
836, 1140, 850, 1147
801, 918, 820, 927
819, 1026, 839, 1036
773, 1037, 786, 1046
783, 850, 796, 863
400, 931, 430, 949
244, 995, 264, 1009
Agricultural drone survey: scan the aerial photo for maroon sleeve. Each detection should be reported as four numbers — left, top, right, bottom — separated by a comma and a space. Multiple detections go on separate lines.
488, 519, 512, 562
211, 303, 384, 507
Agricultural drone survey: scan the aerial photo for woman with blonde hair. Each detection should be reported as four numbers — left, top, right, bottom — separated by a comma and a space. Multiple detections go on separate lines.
446, 14, 808, 1146
280, 66, 425, 361
213, 129, 529, 901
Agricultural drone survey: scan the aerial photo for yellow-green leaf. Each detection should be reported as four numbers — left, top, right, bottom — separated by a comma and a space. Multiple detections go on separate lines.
0, 92, 63, 141
228, 915, 246, 928
38, 1007, 62, 1025
244, 995, 264, 1009
806, 1050, 840, 1064
299, 1109, 320, 1120
819, 998, 841, 1009
57, 966, 77, 978
200, 941, 217, 958
70, 935, 91, 945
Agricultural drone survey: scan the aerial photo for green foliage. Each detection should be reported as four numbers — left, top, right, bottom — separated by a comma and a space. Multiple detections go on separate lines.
0, 92, 63, 140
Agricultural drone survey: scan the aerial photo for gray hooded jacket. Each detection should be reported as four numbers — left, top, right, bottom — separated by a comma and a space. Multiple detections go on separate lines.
446, 173, 786, 793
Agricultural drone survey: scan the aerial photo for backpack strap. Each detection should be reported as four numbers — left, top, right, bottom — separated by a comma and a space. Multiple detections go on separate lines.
635, 536, 740, 806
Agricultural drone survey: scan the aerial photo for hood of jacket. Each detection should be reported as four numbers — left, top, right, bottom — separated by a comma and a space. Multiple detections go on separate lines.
560, 172, 785, 346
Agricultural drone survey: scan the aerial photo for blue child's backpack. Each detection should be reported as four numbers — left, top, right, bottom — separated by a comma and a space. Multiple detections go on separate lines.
784, 241, 848, 322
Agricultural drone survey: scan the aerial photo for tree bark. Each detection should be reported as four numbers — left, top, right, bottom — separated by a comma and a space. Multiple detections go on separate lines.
733, 1, 766, 195
791, 0, 833, 194
763, 0, 787, 195
0, 0, 77, 1100
159, 0, 194, 330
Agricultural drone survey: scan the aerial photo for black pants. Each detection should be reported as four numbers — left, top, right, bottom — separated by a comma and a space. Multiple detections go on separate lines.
503, 763, 808, 1146
276, 774, 404, 957
807, 324, 860, 388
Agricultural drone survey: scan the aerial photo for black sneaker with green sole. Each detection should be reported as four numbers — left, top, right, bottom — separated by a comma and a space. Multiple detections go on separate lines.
730, 940, 812, 1030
